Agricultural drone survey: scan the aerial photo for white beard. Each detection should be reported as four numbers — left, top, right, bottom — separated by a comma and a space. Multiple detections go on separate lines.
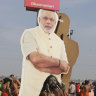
39, 22, 57, 34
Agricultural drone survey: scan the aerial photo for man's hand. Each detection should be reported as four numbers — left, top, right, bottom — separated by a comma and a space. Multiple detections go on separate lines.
60, 60, 69, 73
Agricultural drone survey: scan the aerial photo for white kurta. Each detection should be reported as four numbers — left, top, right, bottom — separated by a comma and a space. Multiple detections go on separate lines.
19, 26, 68, 96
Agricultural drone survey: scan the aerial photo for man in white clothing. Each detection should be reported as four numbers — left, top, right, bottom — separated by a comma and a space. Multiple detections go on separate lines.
69, 81, 76, 96
19, 9, 69, 96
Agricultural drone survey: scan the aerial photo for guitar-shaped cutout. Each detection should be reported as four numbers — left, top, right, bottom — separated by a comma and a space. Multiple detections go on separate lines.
55, 13, 79, 95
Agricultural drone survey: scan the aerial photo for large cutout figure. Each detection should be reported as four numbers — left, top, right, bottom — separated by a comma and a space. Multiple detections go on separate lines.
19, 9, 70, 96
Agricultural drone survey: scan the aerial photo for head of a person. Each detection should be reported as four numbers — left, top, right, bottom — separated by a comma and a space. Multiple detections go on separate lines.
85, 80, 90, 85
38, 9, 58, 33
71, 81, 75, 84
41, 75, 61, 92
10, 74, 15, 79
82, 82, 85, 85
48, 75, 58, 89
3, 78, 12, 87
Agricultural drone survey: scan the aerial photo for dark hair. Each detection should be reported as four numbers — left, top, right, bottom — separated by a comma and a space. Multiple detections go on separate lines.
82, 82, 85, 85
3, 78, 12, 88
40, 75, 62, 93
85, 80, 89, 85
10, 74, 14, 77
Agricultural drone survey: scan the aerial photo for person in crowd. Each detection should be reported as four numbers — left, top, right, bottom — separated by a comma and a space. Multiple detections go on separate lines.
0, 78, 12, 96
10, 74, 21, 96
80, 82, 85, 96
94, 85, 96, 96
84, 80, 91, 96
0, 80, 3, 95
76, 83, 80, 96
39, 75, 64, 96
89, 83, 94, 96
0, 76, 21, 96
69, 81, 76, 96
92, 81, 96, 96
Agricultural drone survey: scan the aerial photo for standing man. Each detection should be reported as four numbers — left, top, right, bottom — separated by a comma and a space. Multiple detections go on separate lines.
69, 81, 76, 96
19, 9, 69, 96
84, 80, 91, 96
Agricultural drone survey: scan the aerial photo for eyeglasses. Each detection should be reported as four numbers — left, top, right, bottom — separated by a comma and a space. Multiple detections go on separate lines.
41, 16, 55, 22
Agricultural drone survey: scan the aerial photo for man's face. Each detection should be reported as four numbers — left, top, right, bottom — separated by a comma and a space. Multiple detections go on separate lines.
39, 10, 56, 33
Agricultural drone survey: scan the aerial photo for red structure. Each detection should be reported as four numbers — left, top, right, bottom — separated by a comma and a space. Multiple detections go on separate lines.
24, 0, 60, 11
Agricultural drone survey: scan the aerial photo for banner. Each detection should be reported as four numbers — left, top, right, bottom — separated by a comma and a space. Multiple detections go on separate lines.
24, 0, 60, 11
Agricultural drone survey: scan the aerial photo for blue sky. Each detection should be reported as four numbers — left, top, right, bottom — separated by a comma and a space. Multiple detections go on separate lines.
0, 0, 96, 80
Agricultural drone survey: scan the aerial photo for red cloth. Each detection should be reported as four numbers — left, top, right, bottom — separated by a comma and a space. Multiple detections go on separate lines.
80, 92, 84, 96
76, 84, 80, 92
1, 92, 8, 96
84, 92, 89, 96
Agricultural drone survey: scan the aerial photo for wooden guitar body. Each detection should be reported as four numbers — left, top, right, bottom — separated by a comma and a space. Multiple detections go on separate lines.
55, 13, 79, 95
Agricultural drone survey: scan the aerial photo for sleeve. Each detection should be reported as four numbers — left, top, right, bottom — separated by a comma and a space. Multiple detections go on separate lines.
60, 42, 68, 63
60, 41, 70, 74
21, 31, 38, 58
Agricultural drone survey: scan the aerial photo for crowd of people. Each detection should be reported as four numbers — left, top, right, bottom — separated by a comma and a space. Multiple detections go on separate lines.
69, 80, 96, 96
0, 74, 21, 96
0, 74, 96, 96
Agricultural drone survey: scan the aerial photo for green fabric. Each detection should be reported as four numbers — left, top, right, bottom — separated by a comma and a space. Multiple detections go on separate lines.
0, 83, 2, 96
0, 83, 1, 87
0, 91, 2, 96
